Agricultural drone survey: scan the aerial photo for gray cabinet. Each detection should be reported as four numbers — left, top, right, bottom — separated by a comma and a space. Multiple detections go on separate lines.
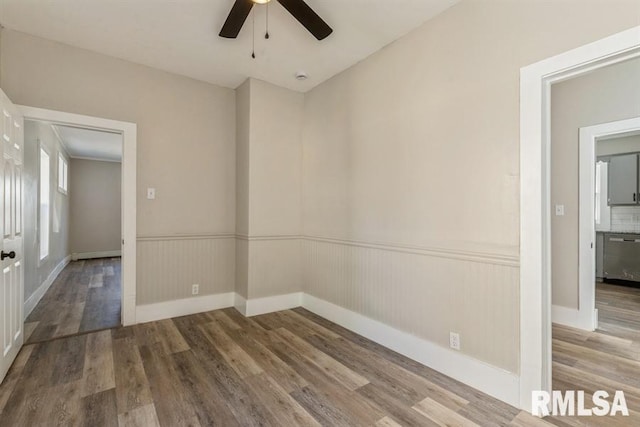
608, 153, 638, 205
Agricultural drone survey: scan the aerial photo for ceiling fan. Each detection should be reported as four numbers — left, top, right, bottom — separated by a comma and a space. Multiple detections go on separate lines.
219, 0, 333, 41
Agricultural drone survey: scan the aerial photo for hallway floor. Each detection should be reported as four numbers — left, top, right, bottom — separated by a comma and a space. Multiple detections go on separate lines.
550, 281, 640, 425
24, 258, 121, 344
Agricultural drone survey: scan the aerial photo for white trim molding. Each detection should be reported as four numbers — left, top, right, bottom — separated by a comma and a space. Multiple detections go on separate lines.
137, 233, 236, 242
18, 105, 137, 326
302, 294, 520, 407
519, 26, 640, 410
136, 292, 235, 323
238, 292, 303, 317
571, 117, 640, 332
24, 255, 70, 319
71, 250, 122, 261
304, 235, 518, 267
552, 305, 597, 331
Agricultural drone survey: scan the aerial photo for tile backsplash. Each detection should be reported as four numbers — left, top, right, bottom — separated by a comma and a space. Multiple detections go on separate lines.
611, 206, 640, 233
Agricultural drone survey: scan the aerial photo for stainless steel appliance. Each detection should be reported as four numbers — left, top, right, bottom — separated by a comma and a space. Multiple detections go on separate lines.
603, 233, 640, 282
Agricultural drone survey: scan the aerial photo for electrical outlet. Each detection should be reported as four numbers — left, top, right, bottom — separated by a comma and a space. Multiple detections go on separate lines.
555, 204, 564, 216
147, 188, 156, 200
449, 332, 460, 350
192, 284, 199, 295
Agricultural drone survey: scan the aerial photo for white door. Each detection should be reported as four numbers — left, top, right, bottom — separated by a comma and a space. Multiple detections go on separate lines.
0, 90, 24, 384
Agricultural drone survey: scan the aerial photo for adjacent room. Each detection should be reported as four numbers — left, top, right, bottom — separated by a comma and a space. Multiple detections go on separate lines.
22, 121, 123, 344
0, 0, 639, 425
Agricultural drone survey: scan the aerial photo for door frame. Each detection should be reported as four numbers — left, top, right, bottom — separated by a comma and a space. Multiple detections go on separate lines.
19, 106, 137, 326
576, 117, 640, 332
519, 25, 640, 410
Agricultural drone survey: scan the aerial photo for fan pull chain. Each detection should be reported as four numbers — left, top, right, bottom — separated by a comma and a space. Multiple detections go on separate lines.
251, 8, 256, 59
265, 1, 270, 39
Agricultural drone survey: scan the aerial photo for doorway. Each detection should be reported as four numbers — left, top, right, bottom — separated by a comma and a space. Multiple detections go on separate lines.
519, 26, 640, 408
19, 106, 137, 330
578, 118, 640, 333
22, 120, 124, 342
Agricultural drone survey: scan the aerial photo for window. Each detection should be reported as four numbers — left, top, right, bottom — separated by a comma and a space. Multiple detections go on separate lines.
40, 148, 50, 260
58, 153, 68, 193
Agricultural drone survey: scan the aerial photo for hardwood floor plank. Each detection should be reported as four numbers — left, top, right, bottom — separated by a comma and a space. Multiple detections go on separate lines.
82, 329, 116, 397
50, 334, 87, 386
290, 384, 371, 427
356, 383, 440, 427
112, 337, 154, 414
268, 341, 385, 424
273, 327, 369, 391
224, 327, 308, 393
117, 403, 161, 427
138, 342, 201, 427
79, 388, 118, 427
244, 372, 321, 427
198, 321, 263, 379
170, 350, 242, 427
376, 416, 404, 427
412, 397, 480, 427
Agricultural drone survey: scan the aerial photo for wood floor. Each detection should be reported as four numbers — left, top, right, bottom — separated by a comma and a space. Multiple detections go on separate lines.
0, 283, 637, 426
549, 282, 640, 426
0, 307, 546, 427
24, 258, 121, 344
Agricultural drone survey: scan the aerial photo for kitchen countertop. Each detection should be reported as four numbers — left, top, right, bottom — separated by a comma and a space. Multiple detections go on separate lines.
597, 230, 640, 235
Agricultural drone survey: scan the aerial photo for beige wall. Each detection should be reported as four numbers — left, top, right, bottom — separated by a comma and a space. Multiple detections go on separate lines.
69, 158, 121, 255
23, 120, 70, 303
1, 30, 236, 304
302, 0, 640, 373
597, 134, 640, 156
551, 58, 640, 309
235, 79, 303, 299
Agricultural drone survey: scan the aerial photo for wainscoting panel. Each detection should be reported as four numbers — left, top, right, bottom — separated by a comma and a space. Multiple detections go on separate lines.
303, 237, 520, 373
137, 235, 235, 305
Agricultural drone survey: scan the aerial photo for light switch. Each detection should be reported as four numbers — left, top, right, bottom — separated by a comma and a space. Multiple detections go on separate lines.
555, 204, 565, 216
147, 188, 156, 200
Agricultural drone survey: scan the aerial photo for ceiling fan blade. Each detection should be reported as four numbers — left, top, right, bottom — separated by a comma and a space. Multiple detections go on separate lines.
219, 0, 254, 39
276, 0, 333, 40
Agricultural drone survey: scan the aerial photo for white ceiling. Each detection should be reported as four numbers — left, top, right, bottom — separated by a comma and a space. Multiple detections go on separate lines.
52, 124, 122, 162
0, 0, 459, 92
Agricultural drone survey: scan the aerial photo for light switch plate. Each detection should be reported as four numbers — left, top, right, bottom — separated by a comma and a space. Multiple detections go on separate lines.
147, 188, 156, 200
555, 205, 564, 216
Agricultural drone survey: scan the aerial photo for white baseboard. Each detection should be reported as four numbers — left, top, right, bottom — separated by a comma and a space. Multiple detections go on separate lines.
72, 250, 121, 261
24, 255, 71, 319
242, 292, 303, 317
136, 292, 235, 323
552, 304, 596, 331
302, 293, 520, 408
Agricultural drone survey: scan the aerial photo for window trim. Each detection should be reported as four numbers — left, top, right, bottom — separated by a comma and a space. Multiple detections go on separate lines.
57, 152, 68, 194
39, 144, 50, 262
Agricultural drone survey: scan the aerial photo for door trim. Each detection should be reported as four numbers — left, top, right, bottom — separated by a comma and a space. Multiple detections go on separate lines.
519, 26, 640, 410
575, 118, 640, 332
18, 106, 137, 326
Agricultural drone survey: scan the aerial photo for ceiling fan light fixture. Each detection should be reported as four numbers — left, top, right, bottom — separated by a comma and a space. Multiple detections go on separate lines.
252, 0, 271, 4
